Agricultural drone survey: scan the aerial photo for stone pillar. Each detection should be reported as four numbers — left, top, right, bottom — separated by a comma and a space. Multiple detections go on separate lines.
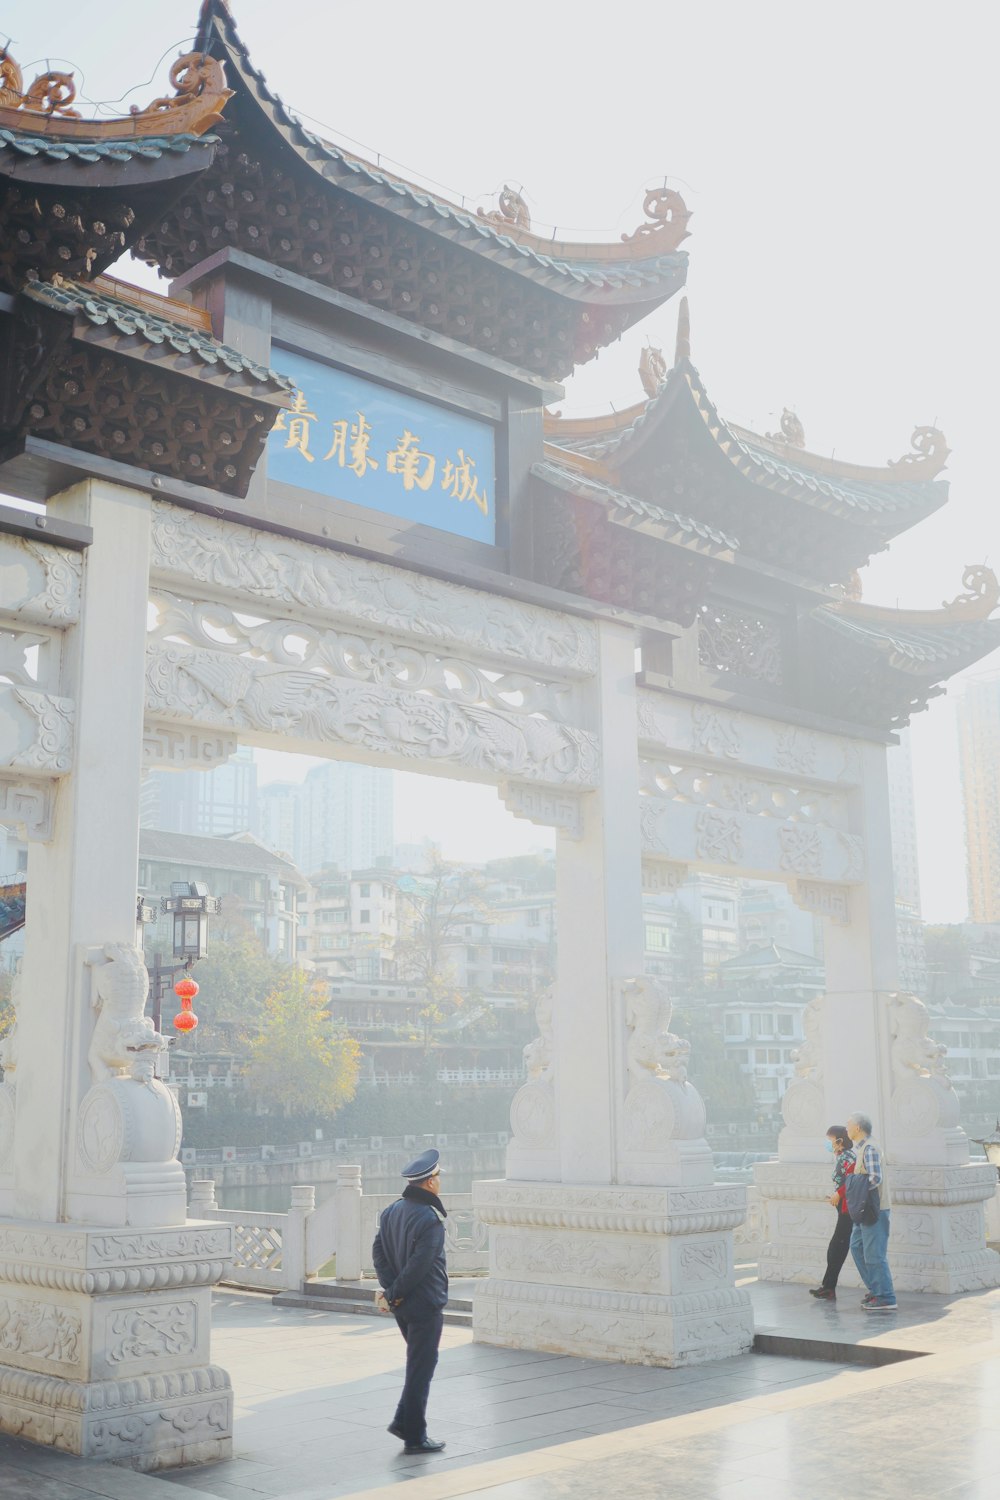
475, 622, 753, 1365
757, 739, 1000, 1292
0, 481, 234, 1470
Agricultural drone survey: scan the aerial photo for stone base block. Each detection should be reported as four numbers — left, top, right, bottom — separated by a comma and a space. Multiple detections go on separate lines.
755, 1161, 1000, 1294
472, 1179, 754, 1367
474, 1277, 753, 1366
0, 1216, 234, 1469
0, 1363, 232, 1470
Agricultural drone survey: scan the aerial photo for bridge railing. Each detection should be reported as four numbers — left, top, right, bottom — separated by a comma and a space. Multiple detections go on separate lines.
188, 1165, 490, 1292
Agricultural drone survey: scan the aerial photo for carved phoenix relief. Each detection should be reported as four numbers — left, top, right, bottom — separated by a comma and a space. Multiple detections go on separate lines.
145, 646, 599, 786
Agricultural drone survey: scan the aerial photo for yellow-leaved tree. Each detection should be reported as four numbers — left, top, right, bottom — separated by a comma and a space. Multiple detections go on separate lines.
245, 970, 360, 1118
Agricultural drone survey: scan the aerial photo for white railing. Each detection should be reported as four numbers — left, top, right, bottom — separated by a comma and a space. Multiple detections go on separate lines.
188, 1166, 490, 1293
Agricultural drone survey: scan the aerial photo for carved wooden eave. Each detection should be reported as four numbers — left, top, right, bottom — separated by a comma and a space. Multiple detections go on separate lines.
547, 358, 948, 586
803, 574, 1000, 730
0, 48, 232, 291
132, 0, 688, 381
0, 276, 292, 497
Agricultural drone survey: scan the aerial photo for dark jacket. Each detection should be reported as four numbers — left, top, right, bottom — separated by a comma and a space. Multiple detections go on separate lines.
372, 1188, 448, 1318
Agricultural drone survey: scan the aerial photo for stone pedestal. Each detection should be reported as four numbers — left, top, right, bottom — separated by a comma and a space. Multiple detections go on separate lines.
473, 1181, 753, 1366
0, 1219, 233, 1469
755, 1160, 1000, 1293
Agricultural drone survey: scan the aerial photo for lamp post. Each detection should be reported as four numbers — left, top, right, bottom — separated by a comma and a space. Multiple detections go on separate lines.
973, 1120, 1000, 1183
147, 883, 220, 1033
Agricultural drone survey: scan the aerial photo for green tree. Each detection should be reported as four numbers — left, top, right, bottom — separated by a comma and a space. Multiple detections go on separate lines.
394, 859, 493, 1044
185, 934, 290, 1028
245, 969, 360, 1117
673, 1003, 758, 1122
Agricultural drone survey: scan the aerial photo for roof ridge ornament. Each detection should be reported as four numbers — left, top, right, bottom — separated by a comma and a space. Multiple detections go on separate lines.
764, 408, 806, 448
674, 296, 691, 364
639, 345, 668, 398
621, 185, 692, 250
888, 425, 950, 476
831, 564, 999, 627
942, 566, 1000, 620
478, 184, 531, 232
0, 46, 232, 139
0, 51, 79, 118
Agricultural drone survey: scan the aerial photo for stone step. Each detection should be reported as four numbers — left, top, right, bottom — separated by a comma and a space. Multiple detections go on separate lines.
272, 1281, 473, 1325
752, 1330, 927, 1368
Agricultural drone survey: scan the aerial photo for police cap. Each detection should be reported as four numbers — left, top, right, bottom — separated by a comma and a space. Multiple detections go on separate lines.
402, 1148, 441, 1182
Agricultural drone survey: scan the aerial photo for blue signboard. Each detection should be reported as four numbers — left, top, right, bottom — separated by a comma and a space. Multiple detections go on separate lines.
268, 349, 496, 544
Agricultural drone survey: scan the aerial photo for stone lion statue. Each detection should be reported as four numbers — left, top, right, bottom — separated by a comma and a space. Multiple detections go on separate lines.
522, 984, 554, 1082
887, 991, 950, 1086
623, 976, 690, 1085
88, 943, 162, 1084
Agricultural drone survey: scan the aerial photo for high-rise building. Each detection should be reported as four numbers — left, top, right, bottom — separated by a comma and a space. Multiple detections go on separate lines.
255, 781, 301, 862
886, 729, 922, 915
958, 674, 1000, 922
140, 747, 257, 838
297, 762, 394, 877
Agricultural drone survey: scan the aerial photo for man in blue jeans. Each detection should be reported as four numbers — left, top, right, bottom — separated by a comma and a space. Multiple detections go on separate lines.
372, 1149, 448, 1454
846, 1112, 897, 1311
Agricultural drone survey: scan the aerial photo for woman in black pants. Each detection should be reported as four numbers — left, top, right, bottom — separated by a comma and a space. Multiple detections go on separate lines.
809, 1125, 856, 1300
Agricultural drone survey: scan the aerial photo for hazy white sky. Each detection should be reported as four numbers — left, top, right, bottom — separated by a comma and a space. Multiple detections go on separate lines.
6, 1, 997, 918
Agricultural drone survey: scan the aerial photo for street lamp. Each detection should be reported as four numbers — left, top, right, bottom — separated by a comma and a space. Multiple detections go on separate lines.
146, 883, 220, 1033
973, 1120, 1000, 1181
163, 881, 221, 960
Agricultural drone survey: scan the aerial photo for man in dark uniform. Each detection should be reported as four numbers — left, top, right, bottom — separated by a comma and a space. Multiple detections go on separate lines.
372, 1148, 448, 1455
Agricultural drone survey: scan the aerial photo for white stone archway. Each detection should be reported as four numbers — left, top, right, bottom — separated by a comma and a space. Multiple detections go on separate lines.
1, 477, 997, 1464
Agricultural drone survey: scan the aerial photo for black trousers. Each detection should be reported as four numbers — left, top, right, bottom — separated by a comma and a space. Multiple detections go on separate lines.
822, 1210, 854, 1290
392, 1309, 444, 1443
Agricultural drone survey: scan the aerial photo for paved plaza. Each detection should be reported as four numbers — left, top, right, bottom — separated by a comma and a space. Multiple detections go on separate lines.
1, 1279, 998, 1500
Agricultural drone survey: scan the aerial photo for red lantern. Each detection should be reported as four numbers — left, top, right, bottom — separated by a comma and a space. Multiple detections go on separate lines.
174, 976, 199, 1001
173, 1006, 198, 1033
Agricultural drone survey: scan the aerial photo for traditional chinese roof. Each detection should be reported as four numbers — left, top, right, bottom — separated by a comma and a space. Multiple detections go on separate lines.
0, 275, 291, 497
0, 49, 230, 290
140, 829, 308, 885
0, 129, 216, 164
24, 276, 291, 392
544, 334, 948, 585
532, 457, 739, 552
803, 581, 1000, 730
529, 455, 738, 626
132, 0, 689, 380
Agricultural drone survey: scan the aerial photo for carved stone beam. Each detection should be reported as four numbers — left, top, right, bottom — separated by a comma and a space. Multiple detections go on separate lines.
0, 537, 82, 627
0, 686, 74, 775
0, 775, 54, 841
500, 781, 586, 840
641, 857, 690, 893
640, 796, 865, 885
143, 723, 239, 771
789, 879, 852, 926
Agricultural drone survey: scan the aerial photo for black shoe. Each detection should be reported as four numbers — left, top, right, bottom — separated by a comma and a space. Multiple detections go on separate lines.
809, 1287, 835, 1299
388, 1422, 405, 1440
403, 1437, 446, 1455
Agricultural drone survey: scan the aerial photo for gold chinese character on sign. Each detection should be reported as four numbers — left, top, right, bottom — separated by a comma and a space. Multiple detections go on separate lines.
274, 389, 317, 462
386, 429, 436, 491
441, 449, 489, 517
324, 411, 379, 477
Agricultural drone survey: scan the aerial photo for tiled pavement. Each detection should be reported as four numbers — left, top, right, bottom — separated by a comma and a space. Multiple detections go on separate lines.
1, 1279, 999, 1500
